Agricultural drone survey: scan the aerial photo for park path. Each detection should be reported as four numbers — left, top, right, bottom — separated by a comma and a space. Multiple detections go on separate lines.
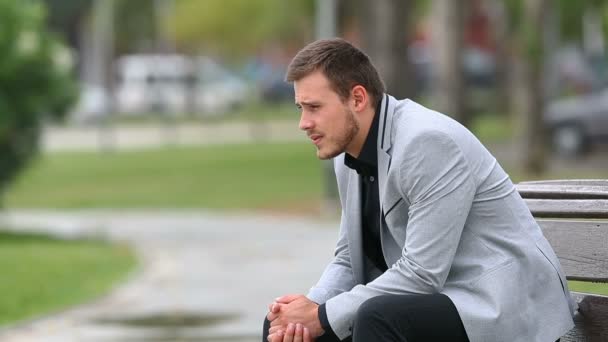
0, 210, 338, 341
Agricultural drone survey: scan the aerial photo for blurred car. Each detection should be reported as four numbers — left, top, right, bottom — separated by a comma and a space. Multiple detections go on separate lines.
260, 77, 294, 103
114, 54, 191, 115
194, 56, 250, 115
544, 89, 608, 156
114, 54, 250, 116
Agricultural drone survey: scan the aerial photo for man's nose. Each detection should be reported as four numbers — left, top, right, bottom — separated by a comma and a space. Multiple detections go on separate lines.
299, 113, 313, 131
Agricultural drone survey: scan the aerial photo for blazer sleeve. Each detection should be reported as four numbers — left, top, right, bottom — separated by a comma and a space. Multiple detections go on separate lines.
324, 131, 476, 340
307, 157, 357, 304
306, 209, 357, 304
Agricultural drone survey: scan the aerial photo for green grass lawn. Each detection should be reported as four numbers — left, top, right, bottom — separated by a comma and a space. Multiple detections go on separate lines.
5, 142, 322, 211
568, 280, 608, 296
0, 231, 135, 325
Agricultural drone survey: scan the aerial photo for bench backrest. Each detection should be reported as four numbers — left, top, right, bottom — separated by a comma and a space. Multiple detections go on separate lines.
517, 179, 608, 342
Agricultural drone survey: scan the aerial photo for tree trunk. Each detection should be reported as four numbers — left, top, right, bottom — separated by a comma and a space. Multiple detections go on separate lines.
431, 0, 468, 126
359, 0, 413, 99
316, 0, 340, 216
487, 0, 510, 118
515, 0, 551, 175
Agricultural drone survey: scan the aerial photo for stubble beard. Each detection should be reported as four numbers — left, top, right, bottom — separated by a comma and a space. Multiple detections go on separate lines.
317, 108, 359, 160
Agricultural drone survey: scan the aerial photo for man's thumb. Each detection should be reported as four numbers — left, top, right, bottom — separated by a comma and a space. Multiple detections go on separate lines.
275, 294, 301, 303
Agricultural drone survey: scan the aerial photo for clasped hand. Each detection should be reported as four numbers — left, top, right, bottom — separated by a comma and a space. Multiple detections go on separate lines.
266, 294, 324, 342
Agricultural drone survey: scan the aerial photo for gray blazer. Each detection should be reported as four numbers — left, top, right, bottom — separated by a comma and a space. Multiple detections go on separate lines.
307, 95, 576, 341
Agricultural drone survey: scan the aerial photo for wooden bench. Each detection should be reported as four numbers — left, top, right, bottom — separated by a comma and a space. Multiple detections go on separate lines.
516, 179, 608, 341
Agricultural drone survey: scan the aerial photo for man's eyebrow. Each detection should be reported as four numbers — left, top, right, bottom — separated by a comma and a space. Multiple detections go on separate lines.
297, 101, 321, 106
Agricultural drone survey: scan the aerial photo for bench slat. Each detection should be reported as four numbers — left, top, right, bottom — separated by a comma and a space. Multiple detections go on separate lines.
517, 184, 608, 199
524, 199, 608, 219
561, 293, 608, 342
520, 179, 608, 187
516, 180, 608, 341
537, 220, 608, 282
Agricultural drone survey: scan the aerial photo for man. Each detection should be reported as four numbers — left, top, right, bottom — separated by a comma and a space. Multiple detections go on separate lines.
264, 38, 575, 342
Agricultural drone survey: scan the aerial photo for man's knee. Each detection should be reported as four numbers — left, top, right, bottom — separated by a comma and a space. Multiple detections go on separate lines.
355, 295, 395, 323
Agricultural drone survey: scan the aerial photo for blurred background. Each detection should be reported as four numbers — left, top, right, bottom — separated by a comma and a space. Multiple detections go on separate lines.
0, 0, 606, 341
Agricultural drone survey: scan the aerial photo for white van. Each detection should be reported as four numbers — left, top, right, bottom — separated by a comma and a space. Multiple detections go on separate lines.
114, 54, 191, 115
114, 54, 249, 116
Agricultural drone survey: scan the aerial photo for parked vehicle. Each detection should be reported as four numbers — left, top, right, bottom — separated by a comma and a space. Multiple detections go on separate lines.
194, 56, 249, 115
114, 54, 191, 115
114, 54, 250, 116
544, 89, 608, 156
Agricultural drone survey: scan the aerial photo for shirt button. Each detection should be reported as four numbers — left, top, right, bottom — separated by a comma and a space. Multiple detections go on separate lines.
370, 176, 375, 182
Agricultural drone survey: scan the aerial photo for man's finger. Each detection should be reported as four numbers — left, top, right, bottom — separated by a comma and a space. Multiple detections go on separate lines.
303, 326, 311, 342
283, 323, 295, 342
268, 301, 282, 314
275, 294, 301, 304
269, 314, 285, 327
268, 303, 285, 322
272, 330, 283, 342
269, 324, 282, 335
293, 323, 304, 342
267, 310, 278, 322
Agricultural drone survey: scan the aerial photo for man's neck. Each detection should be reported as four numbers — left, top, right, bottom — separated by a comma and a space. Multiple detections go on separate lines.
346, 106, 376, 157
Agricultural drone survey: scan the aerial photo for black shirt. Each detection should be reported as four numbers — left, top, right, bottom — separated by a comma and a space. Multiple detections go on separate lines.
318, 102, 387, 339
343, 105, 388, 274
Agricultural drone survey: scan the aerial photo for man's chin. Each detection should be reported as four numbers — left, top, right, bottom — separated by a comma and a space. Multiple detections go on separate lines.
316, 148, 340, 160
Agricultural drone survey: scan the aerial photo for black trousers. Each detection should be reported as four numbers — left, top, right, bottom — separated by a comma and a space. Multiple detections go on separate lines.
262, 293, 469, 342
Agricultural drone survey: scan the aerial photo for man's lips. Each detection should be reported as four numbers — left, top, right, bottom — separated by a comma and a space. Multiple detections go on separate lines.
309, 134, 323, 145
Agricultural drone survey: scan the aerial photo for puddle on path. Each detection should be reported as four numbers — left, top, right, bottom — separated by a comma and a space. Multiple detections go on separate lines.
93, 311, 237, 328
91, 311, 253, 341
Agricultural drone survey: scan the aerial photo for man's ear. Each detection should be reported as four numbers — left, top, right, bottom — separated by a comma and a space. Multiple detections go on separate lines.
351, 85, 368, 112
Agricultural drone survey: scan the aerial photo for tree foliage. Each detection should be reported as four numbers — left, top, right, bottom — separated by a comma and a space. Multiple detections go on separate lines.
168, 0, 315, 58
0, 0, 76, 199
113, 0, 157, 54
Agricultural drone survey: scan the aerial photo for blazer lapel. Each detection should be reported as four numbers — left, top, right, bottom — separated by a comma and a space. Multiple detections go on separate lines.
345, 169, 365, 284
377, 94, 396, 212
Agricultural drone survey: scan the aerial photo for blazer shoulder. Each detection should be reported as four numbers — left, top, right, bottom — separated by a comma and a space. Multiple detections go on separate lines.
392, 101, 476, 147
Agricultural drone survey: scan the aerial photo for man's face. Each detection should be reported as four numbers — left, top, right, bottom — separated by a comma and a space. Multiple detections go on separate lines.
294, 71, 359, 160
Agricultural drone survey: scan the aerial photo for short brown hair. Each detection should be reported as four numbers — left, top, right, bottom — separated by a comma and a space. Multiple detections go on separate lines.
285, 38, 385, 108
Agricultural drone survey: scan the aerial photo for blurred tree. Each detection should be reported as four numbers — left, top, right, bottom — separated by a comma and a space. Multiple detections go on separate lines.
0, 0, 76, 201
44, 0, 92, 47
45, 0, 159, 56
113, 0, 157, 54
358, 0, 415, 100
500, 0, 608, 174
431, 0, 468, 126
502, 0, 553, 175
557, 0, 608, 42
520, 0, 551, 174
168, 0, 315, 59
